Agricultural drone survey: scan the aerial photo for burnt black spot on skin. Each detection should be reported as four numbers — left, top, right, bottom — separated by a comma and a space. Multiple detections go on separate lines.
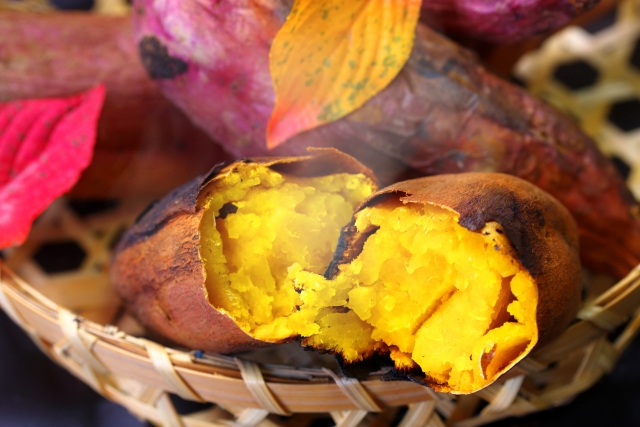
217, 203, 238, 219
203, 162, 227, 184
456, 189, 550, 279
494, 245, 500, 250
325, 224, 380, 279
116, 171, 211, 251
240, 158, 254, 163
138, 36, 188, 79
536, 210, 546, 227
134, 199, 159, 224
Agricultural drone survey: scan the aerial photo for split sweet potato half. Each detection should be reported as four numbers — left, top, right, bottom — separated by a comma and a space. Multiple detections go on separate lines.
315, 173, 581, 393
111, 149, 378, 353
111, 153, 581, 394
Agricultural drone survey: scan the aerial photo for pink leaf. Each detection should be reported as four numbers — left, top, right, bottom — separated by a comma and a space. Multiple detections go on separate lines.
0, 85, 106, 249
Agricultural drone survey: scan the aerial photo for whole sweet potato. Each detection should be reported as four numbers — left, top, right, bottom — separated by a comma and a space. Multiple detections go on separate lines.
0, 12, 231, 198
133, 0, 638, 279
111, 164, 581, 394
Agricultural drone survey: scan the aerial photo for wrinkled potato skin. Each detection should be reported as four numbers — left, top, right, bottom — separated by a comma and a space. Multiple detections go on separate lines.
110, 169, 265, 353
110, 149, 376, 353
0, 12, 232, 200
133, 0, 638, 278
305, 25, 636, 280
328, 173, 582, 350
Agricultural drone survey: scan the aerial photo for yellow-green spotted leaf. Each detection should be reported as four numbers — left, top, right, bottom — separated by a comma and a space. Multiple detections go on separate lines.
267, 0, 421, 148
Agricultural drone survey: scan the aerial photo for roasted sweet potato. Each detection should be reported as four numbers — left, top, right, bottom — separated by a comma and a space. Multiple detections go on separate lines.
313, 173, 581, 393
110, 149, 378, 352
111, 159, 581, 393
133, 0, 637, 279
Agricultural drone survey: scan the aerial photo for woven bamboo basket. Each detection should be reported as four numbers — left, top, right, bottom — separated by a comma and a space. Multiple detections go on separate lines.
2, 194, 640, 427
1, 195, 640, 427
4, 0, 640, 426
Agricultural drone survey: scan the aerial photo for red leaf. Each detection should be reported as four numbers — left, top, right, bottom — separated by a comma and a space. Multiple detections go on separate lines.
0, 85, 106, 249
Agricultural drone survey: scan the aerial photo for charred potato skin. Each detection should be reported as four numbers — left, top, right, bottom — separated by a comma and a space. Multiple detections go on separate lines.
110, 149, 377, 353
327, 173, 582, 384
110, 164, 269, 353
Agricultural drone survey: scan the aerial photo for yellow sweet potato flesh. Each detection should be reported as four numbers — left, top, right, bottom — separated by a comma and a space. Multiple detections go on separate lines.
296, 200, 538, 392
200, 168, 537, 393
199, 164, 375, 340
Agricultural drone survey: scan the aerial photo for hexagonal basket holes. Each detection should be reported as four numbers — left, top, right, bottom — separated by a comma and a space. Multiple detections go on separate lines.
553, 60, 600, 91
608, 98, 640, 132
33, 240, 86, 274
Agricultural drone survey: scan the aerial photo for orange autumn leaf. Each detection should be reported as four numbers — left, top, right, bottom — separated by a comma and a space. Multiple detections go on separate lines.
267, 0, 421, 148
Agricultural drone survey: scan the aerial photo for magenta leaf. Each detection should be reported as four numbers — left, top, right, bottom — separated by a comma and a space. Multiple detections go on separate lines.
0, 85, 106, 249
